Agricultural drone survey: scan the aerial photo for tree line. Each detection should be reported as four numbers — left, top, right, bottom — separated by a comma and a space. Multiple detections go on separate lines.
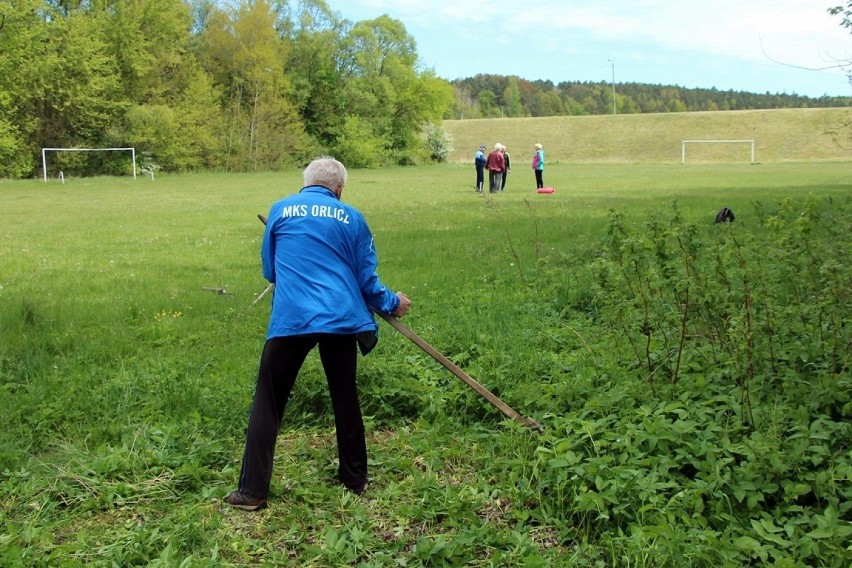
451, 75, 852, 119
1, 1, 849, 179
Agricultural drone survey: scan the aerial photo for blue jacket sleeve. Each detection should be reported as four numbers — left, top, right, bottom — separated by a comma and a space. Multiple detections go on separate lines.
354, 218, 399, 315
261, 207, 277, 283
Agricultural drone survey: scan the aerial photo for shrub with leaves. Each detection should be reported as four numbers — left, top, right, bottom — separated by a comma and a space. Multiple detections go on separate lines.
422, 122, 454, 163
518, 196, 851, 565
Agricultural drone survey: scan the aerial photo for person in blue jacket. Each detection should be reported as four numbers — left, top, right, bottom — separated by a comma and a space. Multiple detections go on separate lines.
226, 157, 411, 511
474, 144, 486, 192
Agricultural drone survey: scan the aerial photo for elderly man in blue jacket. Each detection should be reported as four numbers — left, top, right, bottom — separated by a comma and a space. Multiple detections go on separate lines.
226, 156, 411, 511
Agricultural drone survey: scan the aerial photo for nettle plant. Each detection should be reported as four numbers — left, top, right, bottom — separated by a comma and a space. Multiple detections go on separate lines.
520, 196, 850, 565
595, 197, 849, 418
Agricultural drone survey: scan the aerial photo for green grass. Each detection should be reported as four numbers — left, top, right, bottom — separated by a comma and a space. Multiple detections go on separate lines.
444, 108, 852, 164
1, 162, 850, 566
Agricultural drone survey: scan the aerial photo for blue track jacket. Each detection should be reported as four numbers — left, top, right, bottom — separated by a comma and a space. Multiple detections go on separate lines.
261, 185, 400, 353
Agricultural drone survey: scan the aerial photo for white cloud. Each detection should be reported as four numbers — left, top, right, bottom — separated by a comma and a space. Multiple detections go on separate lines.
346, 0, 849, 64
335, 0, 852, 95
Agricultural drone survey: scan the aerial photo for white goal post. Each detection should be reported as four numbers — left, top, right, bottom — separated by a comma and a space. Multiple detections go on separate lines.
681, 140, 755, 164
41, 147, 137, 181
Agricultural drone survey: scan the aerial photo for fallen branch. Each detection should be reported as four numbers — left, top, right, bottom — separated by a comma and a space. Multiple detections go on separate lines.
202, 287, 228, 295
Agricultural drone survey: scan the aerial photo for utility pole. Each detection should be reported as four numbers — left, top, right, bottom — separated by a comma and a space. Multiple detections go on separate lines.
608, 59, 616, 115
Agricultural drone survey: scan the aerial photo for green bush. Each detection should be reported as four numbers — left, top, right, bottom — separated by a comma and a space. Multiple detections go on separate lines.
515, 196, 851, 565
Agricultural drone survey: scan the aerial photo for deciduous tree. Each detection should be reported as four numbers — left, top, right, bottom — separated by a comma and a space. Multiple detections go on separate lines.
24, 6, 126, 167
339, 15, 452, 164
0, 0, 42, 176
503, 77, 524, 117
196, 0, 309, 171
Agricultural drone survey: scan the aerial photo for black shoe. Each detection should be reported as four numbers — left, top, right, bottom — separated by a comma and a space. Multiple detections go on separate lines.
346, 481, 367, 495
225, 490, 267, 511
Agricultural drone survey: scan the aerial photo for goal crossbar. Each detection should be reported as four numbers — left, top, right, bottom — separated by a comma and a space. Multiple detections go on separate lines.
42, 147, 137, 181
681, 139, 755, 164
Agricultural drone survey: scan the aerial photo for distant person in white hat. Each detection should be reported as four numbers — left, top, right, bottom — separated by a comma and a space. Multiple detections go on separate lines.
486, 143, 505, 193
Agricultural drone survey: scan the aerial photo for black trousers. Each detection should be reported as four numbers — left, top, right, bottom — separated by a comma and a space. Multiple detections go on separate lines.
238, 334, 366, 498
535, 170, 544, 188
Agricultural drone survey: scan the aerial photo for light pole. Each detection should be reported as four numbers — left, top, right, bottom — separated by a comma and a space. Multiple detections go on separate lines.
608, 59, 616, 115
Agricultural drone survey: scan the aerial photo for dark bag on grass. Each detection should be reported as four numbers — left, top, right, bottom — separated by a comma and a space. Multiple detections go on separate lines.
715, 207, 735, 223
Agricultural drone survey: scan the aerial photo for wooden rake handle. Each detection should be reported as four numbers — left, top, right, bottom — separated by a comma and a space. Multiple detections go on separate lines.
377, 313, 543, 431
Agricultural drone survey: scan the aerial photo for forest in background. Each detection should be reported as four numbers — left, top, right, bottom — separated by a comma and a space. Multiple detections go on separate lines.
450, 75, 852, 119
0, 0, 850, 179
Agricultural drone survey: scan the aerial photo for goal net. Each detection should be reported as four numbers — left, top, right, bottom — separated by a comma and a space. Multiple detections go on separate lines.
681, 140, 755, 164
41, 147, 137, 181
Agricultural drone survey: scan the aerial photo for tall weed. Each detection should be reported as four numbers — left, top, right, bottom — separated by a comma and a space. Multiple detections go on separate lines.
522, 195, 851, 565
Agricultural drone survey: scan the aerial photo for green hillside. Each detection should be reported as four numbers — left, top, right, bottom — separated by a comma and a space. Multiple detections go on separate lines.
443, 108, 852, 164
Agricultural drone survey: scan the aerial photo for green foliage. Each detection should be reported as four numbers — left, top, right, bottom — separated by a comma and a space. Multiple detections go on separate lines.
0, 113, 31, 178
28, 8, 127, 148
829, 1, 852, 30
512, 195, 851, 566
0, 1, 454, 178
503, 77, 524, 118
332, 116, 386, 168
95, 0, 194, 102
122, 104, 182, 165
0, 1, 38, 178
337, 16, 453, 166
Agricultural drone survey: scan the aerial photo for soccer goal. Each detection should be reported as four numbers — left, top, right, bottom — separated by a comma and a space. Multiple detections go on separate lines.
681, 140, 755, 164
41, 147, 137, 181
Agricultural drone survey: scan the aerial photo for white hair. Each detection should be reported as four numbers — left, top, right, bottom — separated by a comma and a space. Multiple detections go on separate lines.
303, 156, 347, 189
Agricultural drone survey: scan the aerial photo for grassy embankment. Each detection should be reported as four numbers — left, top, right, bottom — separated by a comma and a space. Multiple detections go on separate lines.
444, 107, 852, 165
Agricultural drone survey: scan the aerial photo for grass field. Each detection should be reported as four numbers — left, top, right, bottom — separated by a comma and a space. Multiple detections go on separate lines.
444, 108, 852, 164
1, 161, 850, 566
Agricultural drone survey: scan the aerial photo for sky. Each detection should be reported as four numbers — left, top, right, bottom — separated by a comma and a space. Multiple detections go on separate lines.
331, 0, 852, 99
